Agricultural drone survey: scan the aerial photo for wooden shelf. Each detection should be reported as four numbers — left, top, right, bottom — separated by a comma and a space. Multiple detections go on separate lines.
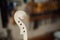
28, 32, 54, 40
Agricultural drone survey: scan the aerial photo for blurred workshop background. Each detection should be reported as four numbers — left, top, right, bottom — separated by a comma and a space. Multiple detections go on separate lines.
0, 0, 60, 40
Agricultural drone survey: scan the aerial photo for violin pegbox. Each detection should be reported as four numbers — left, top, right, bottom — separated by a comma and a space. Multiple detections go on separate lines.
14, 10, 27, 40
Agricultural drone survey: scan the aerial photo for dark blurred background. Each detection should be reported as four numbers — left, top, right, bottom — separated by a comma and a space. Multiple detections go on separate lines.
0, 0, 60, 40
